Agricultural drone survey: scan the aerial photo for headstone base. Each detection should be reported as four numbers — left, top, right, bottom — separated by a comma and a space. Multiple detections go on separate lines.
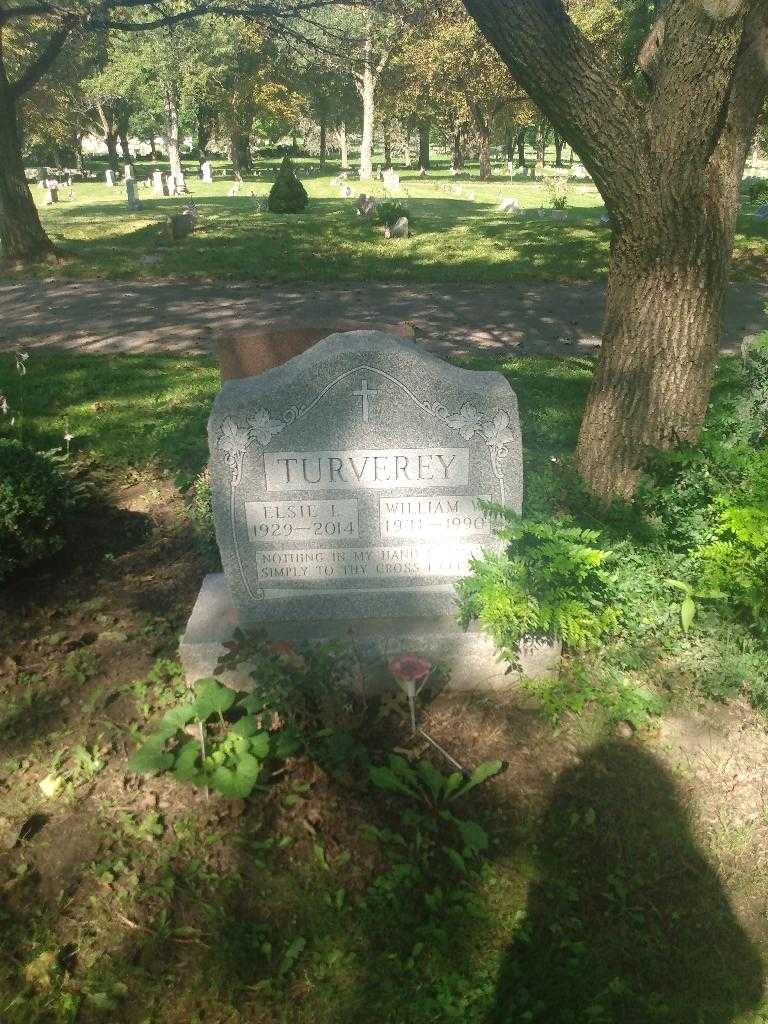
179, 573, 516, 692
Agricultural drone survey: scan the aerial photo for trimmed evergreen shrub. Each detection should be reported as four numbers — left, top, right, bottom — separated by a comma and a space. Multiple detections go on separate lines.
0, 439, 74, 581
267, 156, 308, 213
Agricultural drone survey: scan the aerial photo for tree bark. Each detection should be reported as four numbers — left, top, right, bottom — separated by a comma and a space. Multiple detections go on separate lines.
383, 123, 391, 166
401, 128, 411, 166
477, 124, 492, 179
319, 114, 327, 166
452, 126, 464, 169
338, 121, 349, 170
117, 108, 132, 165
358, 54, 375, 179
535, 119, 547, 166
516, 128, 526, 165
418, 121, 430, 169
0, 41, 56, 262
462, 0, 768, 501
163, 84, 183, 181
554, 132, 564, 167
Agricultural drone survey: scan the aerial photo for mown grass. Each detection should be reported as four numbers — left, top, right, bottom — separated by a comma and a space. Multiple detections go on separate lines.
7, 155, 768, 284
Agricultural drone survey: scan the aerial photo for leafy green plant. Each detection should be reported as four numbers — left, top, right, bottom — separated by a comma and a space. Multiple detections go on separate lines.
127, 676, 291, 798
369, 755, 505, 875
542, 175, 568, 209
0, 438, 80, 582
267, 155, 308, 213
524, 664, 663, 729
375, 200, 410, 228
457, 513, 621, 661
215, 630, 370, 774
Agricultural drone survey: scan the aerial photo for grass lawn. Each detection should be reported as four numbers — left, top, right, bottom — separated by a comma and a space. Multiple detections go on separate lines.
6, 155, 768, 284
2, 349, 768, 1023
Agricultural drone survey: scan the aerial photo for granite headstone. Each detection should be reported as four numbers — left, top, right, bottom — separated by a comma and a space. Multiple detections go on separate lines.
181, 331, 523, 689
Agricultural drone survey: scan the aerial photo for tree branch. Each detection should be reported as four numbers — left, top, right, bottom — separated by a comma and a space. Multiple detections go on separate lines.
10, 14, 75, 96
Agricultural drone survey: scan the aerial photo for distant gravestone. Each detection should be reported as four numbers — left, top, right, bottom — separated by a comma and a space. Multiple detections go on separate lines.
385, 216, 409, 238
126, 179, 142, 210
166, 206, 196, 240
124, 164, 134, 181
105, 169, 115, 187
153, 171, 168, 196
499, 197, 520, 214
382, 169, 401, 191
180, 331, 523, 690
167, 174, 178, 197
356, 194, 376, 217
201, 160, 213, 183
44, 186, 58, 205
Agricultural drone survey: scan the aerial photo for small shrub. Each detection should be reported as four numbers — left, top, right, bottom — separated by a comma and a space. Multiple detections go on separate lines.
375, 200, 410, 228
267, 155, 308, 213
542, 175, 568, 209
0, 438, 77, 582
742, 176, 768, 204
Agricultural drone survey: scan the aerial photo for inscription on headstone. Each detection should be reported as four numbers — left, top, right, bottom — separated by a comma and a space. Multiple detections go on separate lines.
208, 331, 521, 628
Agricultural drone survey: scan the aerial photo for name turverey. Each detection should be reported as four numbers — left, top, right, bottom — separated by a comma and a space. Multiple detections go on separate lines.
263, 447, 470, 491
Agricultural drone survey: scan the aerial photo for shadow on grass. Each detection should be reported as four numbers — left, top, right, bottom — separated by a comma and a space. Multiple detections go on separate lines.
488, 741, 764, 1024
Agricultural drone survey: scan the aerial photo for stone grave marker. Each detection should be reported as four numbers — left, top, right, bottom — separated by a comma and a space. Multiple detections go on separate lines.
181, 330, 523, 690
167, 174, 177, 196
384, 216, 409, 238
124, 164, 134, 181
105, 169, 115, 186
44, 186, 58, 204
201, 160, 213, 182
126, 179, 142, 210
153, 170, 168, 195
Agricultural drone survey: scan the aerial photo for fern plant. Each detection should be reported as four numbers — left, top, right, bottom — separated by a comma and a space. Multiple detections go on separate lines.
457, 513, 621, 662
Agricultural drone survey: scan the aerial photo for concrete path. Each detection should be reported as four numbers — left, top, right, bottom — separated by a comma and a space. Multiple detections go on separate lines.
1, 279, 765, 361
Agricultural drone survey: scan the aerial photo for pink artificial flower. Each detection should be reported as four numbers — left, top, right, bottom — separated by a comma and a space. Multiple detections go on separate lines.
388, 653, 432, 685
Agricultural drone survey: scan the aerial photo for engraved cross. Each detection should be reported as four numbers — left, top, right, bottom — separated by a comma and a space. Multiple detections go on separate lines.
352, 378, 378, 423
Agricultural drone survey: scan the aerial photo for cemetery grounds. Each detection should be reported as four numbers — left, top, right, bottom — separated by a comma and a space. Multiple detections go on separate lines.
2, 156, 768, 1023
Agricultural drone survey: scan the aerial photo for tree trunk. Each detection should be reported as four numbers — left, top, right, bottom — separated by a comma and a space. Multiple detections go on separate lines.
536, 120, 547, 166
0, 48, 56, 262
74, 132, 84, 173
452, 126, 464, 169
338, 122, 349, 170
230, 126, 243, 181
402, 129, 411, 167
118, 112, 131, 165
149, 138, 160, 160
164, 85, 182, 181
383, 124, 391, 166
461, 0, 768, 500
516, 129, 526, 165
319, 114, 327, 166
477, 125, 492, 179
418, 122, 430, 169
554, 132, 564, 167
105, 132, 119, 175
504, 126, 513, 160
359, 60, 375, 179
575, 227, 728, 499
197, 109, 212, 162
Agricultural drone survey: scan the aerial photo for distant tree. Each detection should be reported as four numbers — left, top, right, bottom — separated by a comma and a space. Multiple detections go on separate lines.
0, 0, 344, 263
